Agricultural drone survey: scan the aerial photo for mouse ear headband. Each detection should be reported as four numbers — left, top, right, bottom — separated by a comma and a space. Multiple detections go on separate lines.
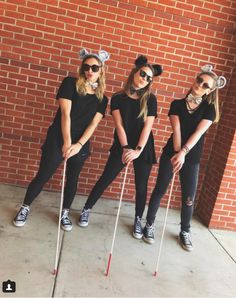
79, 48, 110, 64
135, 55, 163, 77
201, 64, 226, 89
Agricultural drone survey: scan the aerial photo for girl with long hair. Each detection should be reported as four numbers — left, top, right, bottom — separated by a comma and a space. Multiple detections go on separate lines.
78, 55, 162, 239
13, 48, 109, 231
143, 65, 226, 250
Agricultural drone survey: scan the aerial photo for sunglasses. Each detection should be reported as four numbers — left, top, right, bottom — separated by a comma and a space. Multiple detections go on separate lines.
139, 69, 153, 83
196, 76, 211, 90
82, 64, 101, 73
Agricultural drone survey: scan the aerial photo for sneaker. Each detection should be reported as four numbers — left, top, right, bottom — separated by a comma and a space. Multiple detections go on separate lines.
143, 223, 155, 244
13, 205, 30, 227
179, 231, 193, 251
133, 216, 143, 239
78, 208, 90, 227
60, 209, 72, 231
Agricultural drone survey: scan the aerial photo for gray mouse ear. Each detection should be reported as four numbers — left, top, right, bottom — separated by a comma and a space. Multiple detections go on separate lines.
79, 48, 89, 60
98, 50, 110, 63
201, 64, 213, 72
216, 76, 227, 89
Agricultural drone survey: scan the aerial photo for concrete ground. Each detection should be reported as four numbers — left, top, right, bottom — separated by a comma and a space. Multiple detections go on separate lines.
0, 183, 235, 298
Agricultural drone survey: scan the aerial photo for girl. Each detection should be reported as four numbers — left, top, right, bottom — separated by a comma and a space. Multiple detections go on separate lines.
13, 48, 110, 232
78, 55, 162, 239
144, 65, 226, 250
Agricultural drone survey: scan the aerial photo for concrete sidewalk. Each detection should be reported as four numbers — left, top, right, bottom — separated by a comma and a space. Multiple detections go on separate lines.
0, 184, 235, 297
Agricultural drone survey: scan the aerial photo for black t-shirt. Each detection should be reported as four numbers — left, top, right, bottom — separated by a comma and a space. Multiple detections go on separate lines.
163, 98, 216, 164
110, 92, 157, 164
42, 76, 108, 154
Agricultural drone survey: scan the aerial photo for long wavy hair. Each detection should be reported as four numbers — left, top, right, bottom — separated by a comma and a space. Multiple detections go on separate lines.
187, 71, 220, 123
76, 55, 106, 102
123, 65, 154, 120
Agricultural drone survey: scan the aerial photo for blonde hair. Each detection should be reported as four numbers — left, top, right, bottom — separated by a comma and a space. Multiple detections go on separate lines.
123, 65, 154, 120
187, 71, 220, 123
76, 55, 106, 102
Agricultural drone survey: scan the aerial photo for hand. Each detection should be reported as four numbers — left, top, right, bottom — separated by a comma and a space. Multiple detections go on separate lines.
62, 142, 71, 157
171, 151, 185, 173
122, 149, 141, 164
63, 143, 82, 159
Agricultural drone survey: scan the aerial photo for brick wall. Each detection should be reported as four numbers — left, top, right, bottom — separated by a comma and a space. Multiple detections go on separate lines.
0, 0, 235, 230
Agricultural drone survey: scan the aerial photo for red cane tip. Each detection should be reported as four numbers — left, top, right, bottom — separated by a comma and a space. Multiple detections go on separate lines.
53, 269, 57, 276
153, 271, 157, 277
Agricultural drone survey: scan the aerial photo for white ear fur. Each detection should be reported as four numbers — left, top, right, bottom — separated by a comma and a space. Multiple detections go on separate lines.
216, 76, 227, 89
201, 64, 213, 72
98, 50, 110, 63
79, 48, 89, 59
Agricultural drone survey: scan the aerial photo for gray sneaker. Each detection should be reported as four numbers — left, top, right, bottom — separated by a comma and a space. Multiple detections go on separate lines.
143, 223, 155, 244
179, 231, 193, 251
78, 208, 90, 227
60, 209, 73, 231
133, 216, 143, 239
13, 205, 30, 227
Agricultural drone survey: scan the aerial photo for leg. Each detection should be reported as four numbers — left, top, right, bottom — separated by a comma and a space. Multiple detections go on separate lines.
23, 148, 63, 206
179, 162, 200, 233
133, 158, 152, 218
63, 152, 88, 209
78, 153, 125, 227
146, 152, 173, 225
84, 153, 125, 209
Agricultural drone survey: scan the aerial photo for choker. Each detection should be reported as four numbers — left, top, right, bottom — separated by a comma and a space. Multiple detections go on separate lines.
130, 86, 144, 96
86, 81, 98, 90
186, 93, 203, 105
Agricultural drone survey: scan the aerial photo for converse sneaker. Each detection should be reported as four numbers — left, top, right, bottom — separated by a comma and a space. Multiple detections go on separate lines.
143, 223, 155, 244
78, 208, 90, 227
133, 216, 143, 239
179, 231, 193, 251
60, 209, 72, 231
13, 205, 30, 227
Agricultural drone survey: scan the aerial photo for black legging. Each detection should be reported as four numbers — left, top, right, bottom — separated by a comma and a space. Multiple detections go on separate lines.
146, 152, 199, 232
23, 146, 88, 209
84, 152, 153, 218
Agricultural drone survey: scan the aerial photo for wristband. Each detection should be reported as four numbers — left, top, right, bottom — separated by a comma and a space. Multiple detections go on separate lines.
78, 141, 83, 147
135, 145, 142, 151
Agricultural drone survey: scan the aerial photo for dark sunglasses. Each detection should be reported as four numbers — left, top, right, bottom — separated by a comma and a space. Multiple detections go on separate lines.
196, 76, 211, 90
82, 64, 101, 73
139, 69, 153, 83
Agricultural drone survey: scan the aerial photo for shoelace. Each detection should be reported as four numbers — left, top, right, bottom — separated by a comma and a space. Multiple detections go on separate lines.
135, 217, 142, 233
80, 209, 89, 222
17, 207, 28, 220
181, 232, 192, 245
146, 224, 154, 237
61, 211, 71, 225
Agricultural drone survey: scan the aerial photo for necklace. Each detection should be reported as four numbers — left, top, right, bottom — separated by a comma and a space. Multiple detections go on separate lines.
86, 81, 98, 90
186, 93, 203, 105
185, 100, 200, 114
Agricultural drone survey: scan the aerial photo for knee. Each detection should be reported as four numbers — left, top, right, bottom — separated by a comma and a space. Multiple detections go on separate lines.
184, 197, 193, 207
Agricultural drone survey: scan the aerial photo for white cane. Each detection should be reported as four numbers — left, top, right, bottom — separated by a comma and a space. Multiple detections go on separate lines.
153, 173, 176, 277
105, 165, 129, 276
53, 159, 67, 275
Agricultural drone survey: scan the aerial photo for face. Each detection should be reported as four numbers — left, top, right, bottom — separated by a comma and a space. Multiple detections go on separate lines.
133, 66, 153, 89
82, 57, 102, 83
191, 74, 215, 97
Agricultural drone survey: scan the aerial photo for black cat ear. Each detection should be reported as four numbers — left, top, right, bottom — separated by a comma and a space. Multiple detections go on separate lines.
152, 64, 163, 76
135, 55, 148, 67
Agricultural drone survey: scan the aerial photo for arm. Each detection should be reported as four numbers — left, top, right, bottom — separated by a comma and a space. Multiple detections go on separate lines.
59, 98, 72, 157
171, 119, 213, 173
124, 116, 155, 164
170, 115, 181, 152
64, 112, 103, 159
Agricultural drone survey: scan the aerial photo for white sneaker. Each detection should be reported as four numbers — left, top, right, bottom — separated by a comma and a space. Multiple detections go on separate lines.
13, 205, 30, 227
60, 209, 73, 231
